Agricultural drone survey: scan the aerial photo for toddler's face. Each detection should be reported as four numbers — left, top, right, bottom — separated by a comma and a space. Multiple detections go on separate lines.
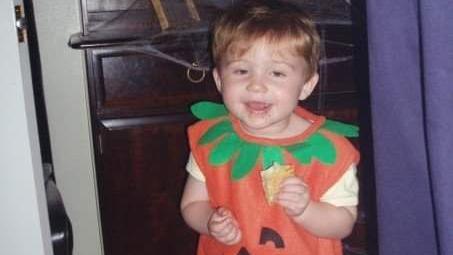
213, 38, 318, 138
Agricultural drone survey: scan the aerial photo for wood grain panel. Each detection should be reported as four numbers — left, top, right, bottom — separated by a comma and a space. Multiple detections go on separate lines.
98, 115, 197, 255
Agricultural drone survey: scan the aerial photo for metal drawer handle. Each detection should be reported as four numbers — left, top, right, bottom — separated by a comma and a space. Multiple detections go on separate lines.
186, 62, 206, 83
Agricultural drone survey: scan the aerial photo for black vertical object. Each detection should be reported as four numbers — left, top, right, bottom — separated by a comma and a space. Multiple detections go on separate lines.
23, 0, 74, 254
351, 0, 378, 254
23, 0, 52, 165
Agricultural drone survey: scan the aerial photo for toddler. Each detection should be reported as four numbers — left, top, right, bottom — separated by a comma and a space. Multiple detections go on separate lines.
181, 1, 360, 254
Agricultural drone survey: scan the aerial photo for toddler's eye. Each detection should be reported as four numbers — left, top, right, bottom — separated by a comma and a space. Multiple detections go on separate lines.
271, 71, 286, 77
233, 69, 248, 75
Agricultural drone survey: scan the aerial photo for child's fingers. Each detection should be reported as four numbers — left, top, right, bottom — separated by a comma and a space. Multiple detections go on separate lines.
212, 221, 241, 245
209, 210, 231, 235
222, 225, 242, 245
209, 206, 242, 245
279, 186, 307, 198
221, 223, 237, 238
213, 207, 240, 229
276, 181, 310, 216
210, 207, 232, 222
220, 220, 237, 236
280, 176, 307, 190
279, 184, 308, 199
277, 191, 305, 203
210, 216, 231, 232
209, 209, 235, 230
279, 177, 308, 198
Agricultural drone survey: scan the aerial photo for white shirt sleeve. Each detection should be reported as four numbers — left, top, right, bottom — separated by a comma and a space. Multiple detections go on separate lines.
186, 153, 205, 182
186, 153, 358, 207
320, 164, 359, 207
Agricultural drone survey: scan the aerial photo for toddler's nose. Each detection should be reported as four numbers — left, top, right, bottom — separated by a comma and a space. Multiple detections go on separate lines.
246, 75, 268, 93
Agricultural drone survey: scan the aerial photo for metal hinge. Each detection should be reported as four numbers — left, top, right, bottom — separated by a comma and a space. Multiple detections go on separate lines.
15, 5, 27, 43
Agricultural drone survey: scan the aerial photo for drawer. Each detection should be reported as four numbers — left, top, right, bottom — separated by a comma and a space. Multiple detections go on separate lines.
87, 43, 220, 119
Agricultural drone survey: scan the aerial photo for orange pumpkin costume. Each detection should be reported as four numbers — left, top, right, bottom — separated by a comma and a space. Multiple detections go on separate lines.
187, 107, 359, 255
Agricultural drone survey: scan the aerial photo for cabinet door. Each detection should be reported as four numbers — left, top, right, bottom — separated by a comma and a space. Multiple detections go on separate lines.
97, 114, 197, 255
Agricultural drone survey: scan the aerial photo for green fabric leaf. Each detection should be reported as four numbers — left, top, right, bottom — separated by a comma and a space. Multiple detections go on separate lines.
231, 143, 261, 181
286, 143, 312, 165
209, 133, 241, 166
322, 119, 359, 137
306, 133, 336, 164
199, 120, 233, 145
286, 133, 336, 165
191, 101, 228, 120
262, 146, 284, 169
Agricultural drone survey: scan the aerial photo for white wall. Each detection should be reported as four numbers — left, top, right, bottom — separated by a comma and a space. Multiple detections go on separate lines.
33, 0, 104, 255
0, 0, 53, 254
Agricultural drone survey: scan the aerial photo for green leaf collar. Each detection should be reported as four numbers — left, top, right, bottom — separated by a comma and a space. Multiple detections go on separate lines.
191, 101, 358, 181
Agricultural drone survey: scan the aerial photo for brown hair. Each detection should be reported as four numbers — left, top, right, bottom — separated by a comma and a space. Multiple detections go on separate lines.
211, 0, 321, 78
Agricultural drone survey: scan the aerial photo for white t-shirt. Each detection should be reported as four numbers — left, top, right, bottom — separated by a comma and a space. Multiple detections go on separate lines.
186, 153, 359, 207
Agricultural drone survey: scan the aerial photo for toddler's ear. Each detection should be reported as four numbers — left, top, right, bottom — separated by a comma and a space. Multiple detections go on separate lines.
299, 73, 319, 100
213, 68, 223, 93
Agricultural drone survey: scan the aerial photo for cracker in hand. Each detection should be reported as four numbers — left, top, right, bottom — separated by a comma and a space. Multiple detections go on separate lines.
261, 163, 295, 204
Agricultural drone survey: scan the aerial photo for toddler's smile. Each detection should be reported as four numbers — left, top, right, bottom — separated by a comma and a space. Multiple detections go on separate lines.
244, 101, 272, 115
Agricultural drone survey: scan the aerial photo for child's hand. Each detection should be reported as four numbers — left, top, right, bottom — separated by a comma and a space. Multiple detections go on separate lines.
276, 176, 310, 218
207, 207, 242, 245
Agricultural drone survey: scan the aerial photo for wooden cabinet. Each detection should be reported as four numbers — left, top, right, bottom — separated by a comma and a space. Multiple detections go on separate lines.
81, 40, 221, 255
70, 1, 367, 254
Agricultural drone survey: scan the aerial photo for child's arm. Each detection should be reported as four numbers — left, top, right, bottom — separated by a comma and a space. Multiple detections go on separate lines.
276, 176, 357, 239
180, 176, 242, 245
180, 176, 212, 234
